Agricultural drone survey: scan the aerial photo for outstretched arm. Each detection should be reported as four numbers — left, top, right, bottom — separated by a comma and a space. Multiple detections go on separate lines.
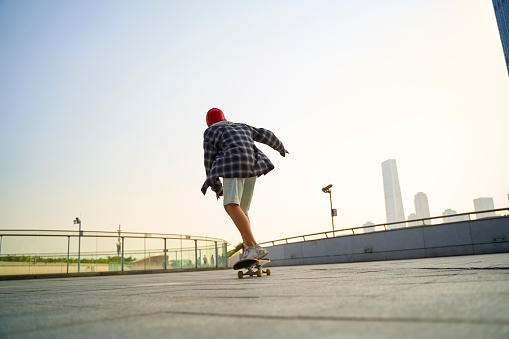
251, 126, 288, 156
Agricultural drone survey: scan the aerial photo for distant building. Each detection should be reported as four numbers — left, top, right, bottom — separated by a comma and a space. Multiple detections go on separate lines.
442, 209, 469, 223
407, 213, 420, 227
473, 197, 497, 219
382, 159, 405, 227
492, 0, 509, 75
129, 255, 168, 270
414, 192, 431, 225
358, 221, 376, 234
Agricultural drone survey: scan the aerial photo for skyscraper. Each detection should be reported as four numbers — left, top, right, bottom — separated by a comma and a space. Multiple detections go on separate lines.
382, 159, 405, 227
493, 0, 509, 75
473, 197, 497, 219
414, 192, 431, 225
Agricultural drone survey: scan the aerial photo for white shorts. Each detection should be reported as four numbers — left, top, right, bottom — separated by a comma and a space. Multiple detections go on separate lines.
223, 177, 257, 215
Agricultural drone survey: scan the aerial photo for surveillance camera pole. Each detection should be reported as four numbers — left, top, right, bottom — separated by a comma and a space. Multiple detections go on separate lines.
328, 191, 335, 232
322, 184, 335, 232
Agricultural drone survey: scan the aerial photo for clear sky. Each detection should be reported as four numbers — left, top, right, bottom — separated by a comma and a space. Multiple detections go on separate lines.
1, 0, 508, 247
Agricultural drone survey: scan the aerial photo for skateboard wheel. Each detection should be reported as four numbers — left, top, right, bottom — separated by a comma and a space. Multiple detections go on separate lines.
238, 271, 244, 279
256, 270, 262, 277
266, 269, 271, 276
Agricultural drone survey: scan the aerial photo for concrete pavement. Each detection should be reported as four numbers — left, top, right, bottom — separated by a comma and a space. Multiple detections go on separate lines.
1, 253, 508, 338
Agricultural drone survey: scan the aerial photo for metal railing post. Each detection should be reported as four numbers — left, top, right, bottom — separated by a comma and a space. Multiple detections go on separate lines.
164, 238, 167, 270
78, 230, 81, 273
194, 240, 198, 268
121, 237, 124, 271
215, 242, 218, 268
67, 236, 70, 274
0, 235, 3, 271
223, 242, 227, 267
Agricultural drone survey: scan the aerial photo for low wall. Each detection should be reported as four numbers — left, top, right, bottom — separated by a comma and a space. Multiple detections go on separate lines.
264, 216, 509, 266
0, 262, 111, 275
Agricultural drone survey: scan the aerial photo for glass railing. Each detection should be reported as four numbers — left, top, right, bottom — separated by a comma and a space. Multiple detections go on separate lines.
0, 230, 228, 276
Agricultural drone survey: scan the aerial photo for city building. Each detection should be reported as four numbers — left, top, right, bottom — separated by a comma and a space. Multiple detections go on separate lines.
358, 221, 376, 234
407, 213, 420, 227
382, 159, 405, 228
414, 192, 431, 225
442, 209, 470, 223
493, 0, 509, 75
473, 197, 497, 219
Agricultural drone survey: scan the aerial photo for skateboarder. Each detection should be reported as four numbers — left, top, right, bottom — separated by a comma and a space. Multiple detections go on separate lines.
201, 108, 288, 261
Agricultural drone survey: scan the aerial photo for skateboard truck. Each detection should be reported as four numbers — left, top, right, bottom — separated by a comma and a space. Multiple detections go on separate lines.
233, 259, 271, 279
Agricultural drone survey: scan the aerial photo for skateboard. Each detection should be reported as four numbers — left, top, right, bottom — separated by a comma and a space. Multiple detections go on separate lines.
233, 258, 271, 279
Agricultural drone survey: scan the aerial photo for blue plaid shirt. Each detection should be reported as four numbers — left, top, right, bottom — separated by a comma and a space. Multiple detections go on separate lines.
201, 121, 287, 196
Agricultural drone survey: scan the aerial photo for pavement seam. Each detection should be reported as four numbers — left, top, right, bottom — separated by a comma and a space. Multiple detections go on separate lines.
158, 310, 508, 326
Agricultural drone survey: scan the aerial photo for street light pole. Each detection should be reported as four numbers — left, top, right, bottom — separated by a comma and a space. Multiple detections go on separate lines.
74, 217, 81, 273
117, 224, 121, 257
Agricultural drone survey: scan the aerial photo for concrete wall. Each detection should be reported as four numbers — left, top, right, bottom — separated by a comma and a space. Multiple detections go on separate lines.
264, 216, 509, 267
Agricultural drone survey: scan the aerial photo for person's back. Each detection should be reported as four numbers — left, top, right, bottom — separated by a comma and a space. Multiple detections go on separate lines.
205, 123, 258, 173
203, 122, 284, 187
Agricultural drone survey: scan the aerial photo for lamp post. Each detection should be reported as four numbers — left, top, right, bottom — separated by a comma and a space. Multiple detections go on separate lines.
322, 184, 337, 231
117, 224, 121, 257
74, 217, 81, 272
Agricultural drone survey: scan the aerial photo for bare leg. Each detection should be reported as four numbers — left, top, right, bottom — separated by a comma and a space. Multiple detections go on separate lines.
224, 204, 256, 247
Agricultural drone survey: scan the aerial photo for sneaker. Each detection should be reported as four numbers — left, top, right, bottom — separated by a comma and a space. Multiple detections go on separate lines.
241, 245, 268, 260
240, 246, 255, 260
254, 245, 268, 259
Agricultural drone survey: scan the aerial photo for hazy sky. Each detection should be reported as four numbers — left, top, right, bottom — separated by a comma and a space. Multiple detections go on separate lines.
1, 0, 508, 247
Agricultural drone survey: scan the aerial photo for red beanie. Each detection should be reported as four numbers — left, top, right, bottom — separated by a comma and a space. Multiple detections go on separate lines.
206, 108, 226, 126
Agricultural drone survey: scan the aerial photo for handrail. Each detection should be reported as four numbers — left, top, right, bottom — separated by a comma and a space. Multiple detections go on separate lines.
0, 229, 226, 243
258, 207, 509, 246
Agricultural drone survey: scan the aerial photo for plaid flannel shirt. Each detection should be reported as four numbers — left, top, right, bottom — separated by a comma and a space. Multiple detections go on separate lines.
201, 121, 287, 196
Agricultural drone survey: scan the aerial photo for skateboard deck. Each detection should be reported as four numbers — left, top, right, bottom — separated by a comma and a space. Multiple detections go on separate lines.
233, 258, 271, 279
